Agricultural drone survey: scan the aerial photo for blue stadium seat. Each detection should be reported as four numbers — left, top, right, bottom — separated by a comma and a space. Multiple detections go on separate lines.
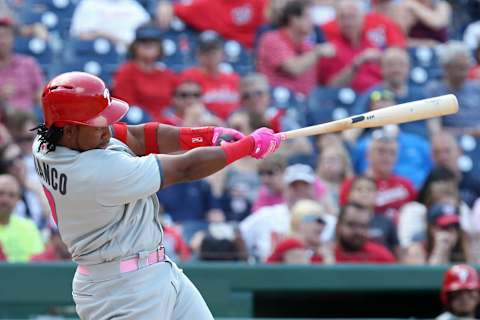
458, 134, 480, 180
305, 86, 357, 126
161, 21, 199, 71
223, 40, 254, 76
56, 60, 118, 87
67, 38, 122, 64
121, 106, 152, 125
408, 47, 443, 82
14, 36, 54, 75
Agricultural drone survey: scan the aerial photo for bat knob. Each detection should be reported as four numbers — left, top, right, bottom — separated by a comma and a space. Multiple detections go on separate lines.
278, 133, 287, 141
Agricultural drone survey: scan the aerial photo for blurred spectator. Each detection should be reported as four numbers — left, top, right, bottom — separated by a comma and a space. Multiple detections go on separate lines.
427, 41, 480, 136
469, 45, 480, 81
193, 222, 248, 261
0, 17, 44, 112
431, 131, 480, 207
252, 154, 287, 212
257, 1, 334, 95
397, 167, 470, 249
112, 24, 177, 122
437, 264, 480, 320
0, 143, 48, 230
157, 179, 223, 224
70, 0, 150, 47
162, 222, 190, 263
182, 31, 241, 120
403, 203, 472, 264
6, 111, 39, 186
255, 0, 326, 49
0, 0, 48, 40
370, 0, 410, 33
240, 164, 335, 262
350, 48, 430, 139
239, 73, 301, 133
315, 143, 353, 207
341, 130, 417, 218
267, 199, 332, 264
334, 203, 396, 263
30, 228, 70, 262
400, 0, 451, 46
161, 76, 222, 127
0, 174, 44, 262
154, 0, 175, 31
317, 0, 406, 92
173, 0, 267, 48
346, 176, 399, 253
351, 125, 432, 190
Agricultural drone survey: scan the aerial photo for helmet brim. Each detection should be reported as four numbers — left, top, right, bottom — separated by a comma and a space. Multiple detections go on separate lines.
84, 98, 130, 127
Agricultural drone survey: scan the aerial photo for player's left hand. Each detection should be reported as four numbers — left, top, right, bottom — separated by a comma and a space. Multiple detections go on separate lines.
212, 127, 245, 146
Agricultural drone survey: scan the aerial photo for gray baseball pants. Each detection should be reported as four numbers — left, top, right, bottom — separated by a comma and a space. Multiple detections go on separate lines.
72, 258, 214, 320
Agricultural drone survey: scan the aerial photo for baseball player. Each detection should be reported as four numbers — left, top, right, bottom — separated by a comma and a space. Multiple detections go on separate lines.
437, 264, 480, 320
32, 72, 282, 320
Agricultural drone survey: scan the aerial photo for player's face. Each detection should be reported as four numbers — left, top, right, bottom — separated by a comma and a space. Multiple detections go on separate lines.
73, 125, 111, 151
449, 289, 479, 317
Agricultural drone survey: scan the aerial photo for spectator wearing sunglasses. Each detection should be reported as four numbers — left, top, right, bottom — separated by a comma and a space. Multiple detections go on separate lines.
161, 76, 222, 127
0, 143, 49, 230
112, 24, 177, 121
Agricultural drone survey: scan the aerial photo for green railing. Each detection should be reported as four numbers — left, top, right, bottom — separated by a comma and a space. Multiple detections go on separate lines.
0, 263, 454, 319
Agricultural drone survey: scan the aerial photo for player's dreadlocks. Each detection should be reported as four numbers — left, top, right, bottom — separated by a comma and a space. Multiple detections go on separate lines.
31, 124, 64, 152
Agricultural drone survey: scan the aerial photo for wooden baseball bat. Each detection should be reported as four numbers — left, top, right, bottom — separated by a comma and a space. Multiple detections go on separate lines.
280, 94, 459, 140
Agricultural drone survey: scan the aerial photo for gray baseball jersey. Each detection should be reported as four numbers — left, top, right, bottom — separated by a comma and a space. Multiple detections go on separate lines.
32, 136, 214, 320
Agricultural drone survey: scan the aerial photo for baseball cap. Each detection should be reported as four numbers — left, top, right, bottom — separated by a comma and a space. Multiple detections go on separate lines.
283, 164, 316, 185
135, 24, 163, 42
428, 203, 460, 227
291, 199, 327, 230
198, 30, 223, 52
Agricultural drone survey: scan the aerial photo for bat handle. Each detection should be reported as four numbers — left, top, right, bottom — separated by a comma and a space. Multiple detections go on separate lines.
278, 133, 287, 141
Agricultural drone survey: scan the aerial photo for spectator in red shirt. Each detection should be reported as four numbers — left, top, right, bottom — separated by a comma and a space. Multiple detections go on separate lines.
160, 76, 222, 127
334, 203, 396, 263
340, 133, 416, 218
173, 0, 267, 48
30, 228, 71, 262
162, 224, 190, 262
257, 1, 335, 95
112, 24, 177, 121
0, 17, 44, 112
317, 0, 406, 92
182, 31, 241, 120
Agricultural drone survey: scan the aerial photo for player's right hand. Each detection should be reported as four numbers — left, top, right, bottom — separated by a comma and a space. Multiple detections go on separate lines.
249, 127, 281, 159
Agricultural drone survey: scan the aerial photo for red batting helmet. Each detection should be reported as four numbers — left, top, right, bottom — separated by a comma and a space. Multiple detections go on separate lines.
441, 264, 480, 305
41, 72, 129, 128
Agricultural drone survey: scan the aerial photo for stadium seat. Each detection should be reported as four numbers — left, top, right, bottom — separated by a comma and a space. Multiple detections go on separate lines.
458, 134, 480, 179
223, 40, 254, 76
66, 38, 122, 64
305, 86, 357, 126
56, 60, 118, 87
14, 36, 54, 75
408, 46, 443, 82
121, 106, 152, 125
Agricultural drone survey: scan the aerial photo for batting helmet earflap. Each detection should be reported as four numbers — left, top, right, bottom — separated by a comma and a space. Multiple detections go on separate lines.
441, 264, 480, 305
41, 72, 129, 128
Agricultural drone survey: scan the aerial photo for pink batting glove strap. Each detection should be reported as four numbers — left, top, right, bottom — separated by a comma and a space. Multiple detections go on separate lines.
212, 127, 246, 145
250, 128, 282, 159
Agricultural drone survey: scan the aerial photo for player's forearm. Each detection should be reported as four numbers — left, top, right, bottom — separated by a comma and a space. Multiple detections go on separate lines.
159, 137, 254, 188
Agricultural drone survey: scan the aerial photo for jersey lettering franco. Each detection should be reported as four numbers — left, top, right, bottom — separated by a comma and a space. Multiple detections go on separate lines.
32, 136, 163, 265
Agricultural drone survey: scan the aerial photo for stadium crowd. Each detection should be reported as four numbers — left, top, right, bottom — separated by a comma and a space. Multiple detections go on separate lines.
1, 0, 480, 267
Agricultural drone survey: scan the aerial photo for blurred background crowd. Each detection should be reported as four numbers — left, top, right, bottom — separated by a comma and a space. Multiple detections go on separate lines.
1, 0, 480, 267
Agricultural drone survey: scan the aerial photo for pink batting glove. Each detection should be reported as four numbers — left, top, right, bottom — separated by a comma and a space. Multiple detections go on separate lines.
250, 127, 282, 159
212, 127, 245, 146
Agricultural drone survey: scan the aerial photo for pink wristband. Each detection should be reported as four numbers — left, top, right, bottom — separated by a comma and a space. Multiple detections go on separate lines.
221, 136, 254, 164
